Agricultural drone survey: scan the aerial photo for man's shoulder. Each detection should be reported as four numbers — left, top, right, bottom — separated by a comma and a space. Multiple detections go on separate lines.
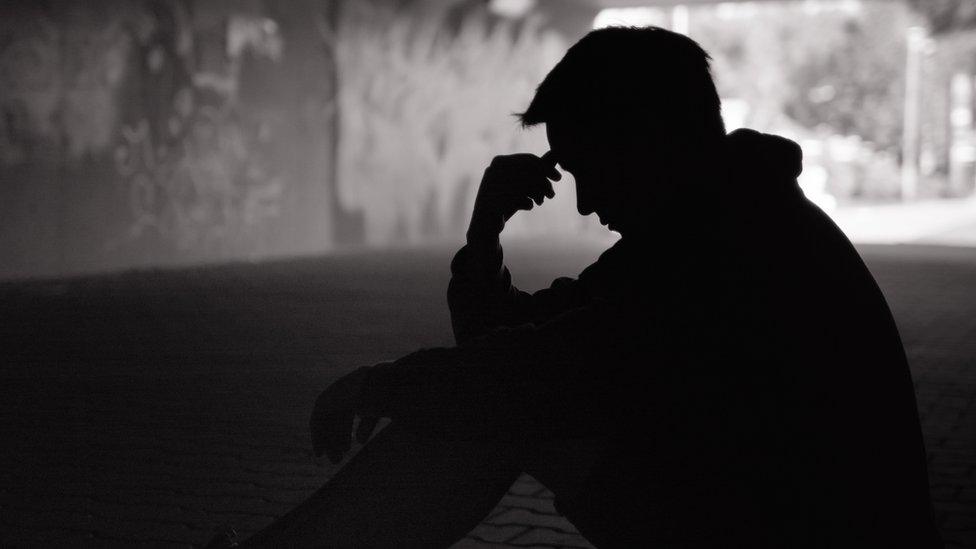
577, 239, 633, 280
589, 238, 633, 268
573, 239, 652, 303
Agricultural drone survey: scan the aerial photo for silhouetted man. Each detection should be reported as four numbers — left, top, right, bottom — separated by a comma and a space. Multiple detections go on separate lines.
230, 27, 942, 548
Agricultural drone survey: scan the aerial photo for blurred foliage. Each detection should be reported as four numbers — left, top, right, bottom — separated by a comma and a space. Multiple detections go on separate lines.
694, 2, 916, 155
112, 100, 283, 252
0, 1, 288, 254
111, 2, 285, 253
330, 0, 574, 244
783, 5, 913, 156
10, 0, 976, 270
0, 3, 132, 164
908, 0, 976, 35
691, 2, 920, 201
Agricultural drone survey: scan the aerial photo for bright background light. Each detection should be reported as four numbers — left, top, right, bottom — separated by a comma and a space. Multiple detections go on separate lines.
593, 7, 662, 30
488, 0, 537, 19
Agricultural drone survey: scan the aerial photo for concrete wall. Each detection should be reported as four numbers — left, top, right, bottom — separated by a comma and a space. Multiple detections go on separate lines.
0, 0, 349, 278
0, 0, 598, 280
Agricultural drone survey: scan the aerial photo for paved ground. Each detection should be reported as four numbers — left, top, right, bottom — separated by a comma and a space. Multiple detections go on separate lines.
0, 241, 973, 548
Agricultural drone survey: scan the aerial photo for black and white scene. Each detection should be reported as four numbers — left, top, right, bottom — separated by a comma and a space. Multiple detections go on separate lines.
1, 0, 974, 547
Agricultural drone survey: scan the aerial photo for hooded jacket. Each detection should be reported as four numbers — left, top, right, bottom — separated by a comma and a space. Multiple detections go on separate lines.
359, 129, 942, 547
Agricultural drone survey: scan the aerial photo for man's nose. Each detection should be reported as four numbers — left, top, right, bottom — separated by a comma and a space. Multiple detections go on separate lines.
576, 183, 595, 216
577, 199, 595, 216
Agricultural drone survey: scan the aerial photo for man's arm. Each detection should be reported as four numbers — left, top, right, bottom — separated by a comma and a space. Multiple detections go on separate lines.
359, 296, 631, 439
310, 152, 604, 460
310, 304, 624, 461
449, 152, 583, 343
448, 242, 585, 344
311, 244, 637, 460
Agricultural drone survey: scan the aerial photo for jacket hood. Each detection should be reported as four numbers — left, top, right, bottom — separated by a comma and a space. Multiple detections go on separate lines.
719, 129, 805, 211
725, 128, 803, 182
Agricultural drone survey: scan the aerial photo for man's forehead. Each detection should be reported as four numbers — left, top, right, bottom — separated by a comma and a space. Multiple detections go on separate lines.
545, 117, 587, 136
546, 121, 603, 164
546, 120, 590, 148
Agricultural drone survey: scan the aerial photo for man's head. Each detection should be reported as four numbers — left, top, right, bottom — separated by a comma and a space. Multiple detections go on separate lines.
520, 26, 725, 234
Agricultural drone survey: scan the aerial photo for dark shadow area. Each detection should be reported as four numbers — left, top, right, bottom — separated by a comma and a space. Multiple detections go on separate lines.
0, 242, 973, 547
3, 13, 974, 549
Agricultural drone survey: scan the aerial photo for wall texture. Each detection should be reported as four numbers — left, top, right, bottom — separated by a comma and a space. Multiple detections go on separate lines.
0, 0, 342, 278
0, 0, 589, 279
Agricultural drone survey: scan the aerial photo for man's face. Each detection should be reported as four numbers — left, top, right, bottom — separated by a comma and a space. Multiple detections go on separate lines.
546, 120, 635, 235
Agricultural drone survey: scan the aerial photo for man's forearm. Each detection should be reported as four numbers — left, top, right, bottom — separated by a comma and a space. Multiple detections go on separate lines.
355, 343, 607, 441
355, 347, 516, 430
462, 203, 505, 280
448, 212, 510, 342
356, 301, 624, 439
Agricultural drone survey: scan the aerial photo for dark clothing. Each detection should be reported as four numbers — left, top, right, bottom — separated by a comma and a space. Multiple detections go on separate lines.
361, 129, 942, 547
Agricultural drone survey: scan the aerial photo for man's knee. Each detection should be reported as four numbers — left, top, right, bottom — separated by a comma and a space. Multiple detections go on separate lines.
521, 437, 606, 500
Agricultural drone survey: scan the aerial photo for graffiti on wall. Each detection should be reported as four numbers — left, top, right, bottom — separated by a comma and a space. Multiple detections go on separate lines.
1, 0, 590, 277
111, 4, 286, 252
0, 2, 289, 258
0, 6, 130, 165
112, 96, 284, 252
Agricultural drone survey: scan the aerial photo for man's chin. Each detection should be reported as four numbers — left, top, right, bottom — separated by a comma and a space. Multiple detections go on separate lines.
599, 216, 622, 234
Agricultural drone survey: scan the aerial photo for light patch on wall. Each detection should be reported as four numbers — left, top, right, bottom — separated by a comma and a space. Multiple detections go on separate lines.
593, 8, 665, 30
0, 11, 130, 164
488, 0, 536, 19
334, 1, 574, 245
227, 16, 282, 61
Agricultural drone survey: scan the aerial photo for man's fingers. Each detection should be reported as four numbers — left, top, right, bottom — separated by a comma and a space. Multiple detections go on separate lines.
310, 396, 328, 456
540, 151, 562, 181
309, 391, 351, 461
336, 424, 352, 460
477, 153, 561, 225
540, 150, 557, 170
312, 431, 324, 457
325, 447, 343, 465
502, 153, 560, 183
356, 415, 380, 444
323, 414, 352, 464
536, 179, 555, 201
531, 190, 545, 206
310, 414, 336, 459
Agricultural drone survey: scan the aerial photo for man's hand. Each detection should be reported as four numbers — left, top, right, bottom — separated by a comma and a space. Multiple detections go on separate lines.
309, 367, 381, 464
467, 152, 561, 243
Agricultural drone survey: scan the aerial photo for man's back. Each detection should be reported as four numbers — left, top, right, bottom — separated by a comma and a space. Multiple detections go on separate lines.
355, 129, 940, 547
556, 130, 941, 547
246, 27, 941, 549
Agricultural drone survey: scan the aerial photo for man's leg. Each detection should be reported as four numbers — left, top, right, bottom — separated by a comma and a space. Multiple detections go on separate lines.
240, 422, 523, 548
521, 437, 605, 504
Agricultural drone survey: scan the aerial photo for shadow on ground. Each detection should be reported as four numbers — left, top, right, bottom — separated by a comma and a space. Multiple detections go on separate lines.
0, 241, 973, 547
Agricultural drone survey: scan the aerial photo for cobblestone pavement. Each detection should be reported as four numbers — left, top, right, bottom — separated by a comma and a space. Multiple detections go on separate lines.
0, 242, 973, 548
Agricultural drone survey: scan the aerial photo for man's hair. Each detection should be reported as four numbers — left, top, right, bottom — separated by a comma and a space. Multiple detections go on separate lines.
519, 26, 725, 146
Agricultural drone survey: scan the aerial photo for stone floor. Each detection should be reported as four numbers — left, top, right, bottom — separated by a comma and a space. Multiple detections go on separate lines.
0, 242, 973, 548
